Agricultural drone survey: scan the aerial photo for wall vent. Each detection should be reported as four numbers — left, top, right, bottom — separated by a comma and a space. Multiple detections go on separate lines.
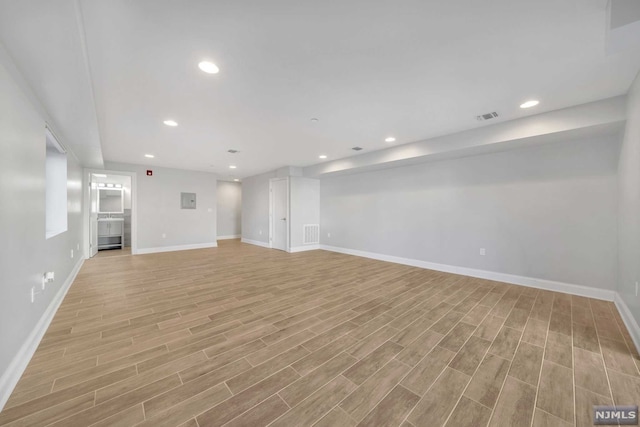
227, 149, 239, 154
476, 112, 499, 121
303, 224, 320, 245
352, 146, 363, 151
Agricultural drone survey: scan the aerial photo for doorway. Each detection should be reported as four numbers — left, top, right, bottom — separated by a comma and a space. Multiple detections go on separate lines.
269, 177, 289, 251
84, 170, 137, 258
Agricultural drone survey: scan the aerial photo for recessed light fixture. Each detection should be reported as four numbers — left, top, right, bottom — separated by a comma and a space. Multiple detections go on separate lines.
385, 137, 396, 143
233, 179, 240, 182
520, 100, 539, 109
93, 174, 107, 178
163, 120, 178, 127
198, 61, 219, 74
145, 154, 155, 158
319, 155, 327, 159
229, 165, 237, 169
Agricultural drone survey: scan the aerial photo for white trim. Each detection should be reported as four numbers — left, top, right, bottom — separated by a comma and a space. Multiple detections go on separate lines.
614, 294, 640, 354
217, 234, 241, 240
289, 245, 320, 253
319, 245, 615, 302
241, 238, 271, 249
136, 242, 217, 255
0, 256, 84, 411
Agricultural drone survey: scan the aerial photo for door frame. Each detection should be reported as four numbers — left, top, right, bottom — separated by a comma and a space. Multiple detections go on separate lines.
269, 177, 290, 252
83, 168, 138, 258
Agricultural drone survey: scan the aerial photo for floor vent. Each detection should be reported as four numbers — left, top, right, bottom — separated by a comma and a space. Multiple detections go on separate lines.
303, 224, 320, 245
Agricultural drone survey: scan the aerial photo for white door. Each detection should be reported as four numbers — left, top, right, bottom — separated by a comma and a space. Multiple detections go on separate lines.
271, 178, 288, 251
89, 176, 99, 257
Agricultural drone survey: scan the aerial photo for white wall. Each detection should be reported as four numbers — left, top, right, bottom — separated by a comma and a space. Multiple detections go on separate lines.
617, 72, 640, 321
241, 170, 277, 244
290, 176, 320, 249
320, 135, 620, 291
217, 181, 242, 238
0, 59, 84, 408
105, 162, 217, 252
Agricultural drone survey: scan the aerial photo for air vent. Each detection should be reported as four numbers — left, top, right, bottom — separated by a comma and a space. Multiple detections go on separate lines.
227, 149, 239, 154
352, 146, 363, 151
476, 112, 499, 121
303, 224, 320, 245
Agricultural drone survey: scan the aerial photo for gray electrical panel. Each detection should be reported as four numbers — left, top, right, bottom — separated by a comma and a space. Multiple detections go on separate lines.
180, 192, 196, 209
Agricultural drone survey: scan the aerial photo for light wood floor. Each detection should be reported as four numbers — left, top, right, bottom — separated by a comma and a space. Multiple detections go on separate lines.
1, 239, 639, 426
95, 248, 132, 258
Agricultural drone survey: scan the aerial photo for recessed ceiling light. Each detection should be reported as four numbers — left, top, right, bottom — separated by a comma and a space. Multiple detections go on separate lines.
229, 165, 237, 169
163, 120, 178, 126
233, 179, 240, 182
145, 154, 155, 158
319, 155, 327, 159
385, 137, 396, 143
520, 100, 539, 109
198, 61, 219, 74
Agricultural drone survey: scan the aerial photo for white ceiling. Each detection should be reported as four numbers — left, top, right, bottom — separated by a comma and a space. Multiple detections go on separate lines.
1, 0, 639, 178
0, 0, 104, 167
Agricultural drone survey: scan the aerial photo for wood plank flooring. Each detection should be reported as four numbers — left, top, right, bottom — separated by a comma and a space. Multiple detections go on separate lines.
1, 239, 639, 426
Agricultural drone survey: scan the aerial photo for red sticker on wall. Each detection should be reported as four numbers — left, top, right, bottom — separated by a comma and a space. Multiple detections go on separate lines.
146, 170, 153, 176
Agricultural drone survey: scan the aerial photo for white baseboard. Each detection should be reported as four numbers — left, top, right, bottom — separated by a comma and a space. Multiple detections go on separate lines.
289, 245, 320, 253
137, 242, 218, 255
241, 238, 271, 249
319, 245, 615, 302
217, 235, 241, 240
614, 294, 640, 354
0, 255, 84, 411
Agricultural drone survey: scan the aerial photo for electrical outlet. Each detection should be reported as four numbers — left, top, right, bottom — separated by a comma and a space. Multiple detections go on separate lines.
70, 249, 74, 259
480, 248, 486, 256
162, 233, 166, 238
259, 230, 262, 235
